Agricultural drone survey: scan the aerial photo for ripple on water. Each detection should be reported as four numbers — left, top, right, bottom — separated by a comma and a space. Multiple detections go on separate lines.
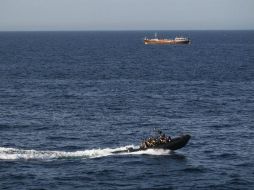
182, 165, 208, 173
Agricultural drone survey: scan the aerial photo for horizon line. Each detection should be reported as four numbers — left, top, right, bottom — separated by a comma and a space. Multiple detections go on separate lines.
0, 29, 254, 32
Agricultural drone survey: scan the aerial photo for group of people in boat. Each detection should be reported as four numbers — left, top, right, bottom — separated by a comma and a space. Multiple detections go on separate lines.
140, 130, 171, 149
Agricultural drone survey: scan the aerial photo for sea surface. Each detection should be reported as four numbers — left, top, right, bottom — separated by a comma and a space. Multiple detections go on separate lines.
0, 31, 254, 189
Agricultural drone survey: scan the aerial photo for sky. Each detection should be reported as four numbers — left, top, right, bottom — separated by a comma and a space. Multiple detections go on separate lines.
0, 0, 254, 31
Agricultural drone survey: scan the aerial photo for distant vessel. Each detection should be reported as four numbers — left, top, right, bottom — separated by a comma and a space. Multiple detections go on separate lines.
112, 129, 191, 154
112, 134, 191, 153
144, 33, 191, 45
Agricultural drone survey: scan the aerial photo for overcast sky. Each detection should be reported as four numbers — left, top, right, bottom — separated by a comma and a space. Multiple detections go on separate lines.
0, 0, 253, 31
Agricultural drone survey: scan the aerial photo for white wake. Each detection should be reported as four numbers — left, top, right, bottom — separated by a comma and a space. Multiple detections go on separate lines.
0, 146, 171, 160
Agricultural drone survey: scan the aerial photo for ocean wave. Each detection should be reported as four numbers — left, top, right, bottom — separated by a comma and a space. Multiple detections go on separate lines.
0, 146, 171, 160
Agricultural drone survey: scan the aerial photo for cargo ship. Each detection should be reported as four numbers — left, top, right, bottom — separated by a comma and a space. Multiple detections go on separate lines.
144, 33, 190, 45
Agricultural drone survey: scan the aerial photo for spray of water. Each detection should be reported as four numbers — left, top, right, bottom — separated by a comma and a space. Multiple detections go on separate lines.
0, 146, 171, 160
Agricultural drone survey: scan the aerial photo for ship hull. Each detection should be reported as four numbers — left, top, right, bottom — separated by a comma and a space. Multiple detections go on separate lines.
144, 40, 190, 45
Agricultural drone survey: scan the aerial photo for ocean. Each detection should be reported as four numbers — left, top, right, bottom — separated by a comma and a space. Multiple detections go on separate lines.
0, 31, 253, 189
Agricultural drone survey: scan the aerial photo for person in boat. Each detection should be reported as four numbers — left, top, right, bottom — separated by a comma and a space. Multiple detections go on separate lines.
158, 129, 172, 142
140, 130, 172, 149
141, 137, 156, 149
161, 133, 171, 142
159, 133, 167, 143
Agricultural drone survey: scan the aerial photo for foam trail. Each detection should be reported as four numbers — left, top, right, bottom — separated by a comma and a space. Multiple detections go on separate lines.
125, 148, 171, 155
0, 146, 132, 160
0, 146, 171, 160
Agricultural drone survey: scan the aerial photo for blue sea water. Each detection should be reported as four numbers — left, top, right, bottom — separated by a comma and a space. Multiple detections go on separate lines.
0, 31, 254, 189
